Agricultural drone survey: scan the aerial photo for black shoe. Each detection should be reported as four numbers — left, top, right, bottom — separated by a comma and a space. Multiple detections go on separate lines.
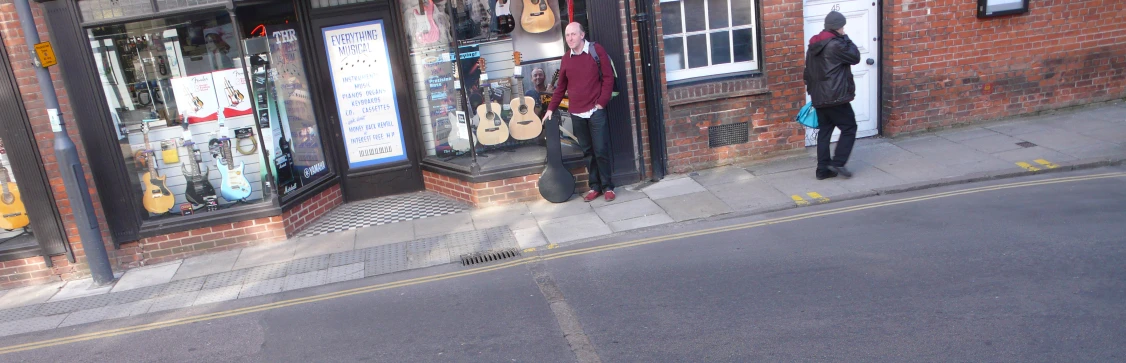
828, 166, 852, 178
816, 170, 838, 180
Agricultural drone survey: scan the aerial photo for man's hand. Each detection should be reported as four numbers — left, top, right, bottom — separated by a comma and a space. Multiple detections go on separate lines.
542, 110, 554, 123
595, 105, 603, 110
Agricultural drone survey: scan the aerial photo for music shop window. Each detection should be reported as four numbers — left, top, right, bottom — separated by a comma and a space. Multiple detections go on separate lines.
88, 12, 282, 221
661, 0, 760, 82
400, 0, 583, 174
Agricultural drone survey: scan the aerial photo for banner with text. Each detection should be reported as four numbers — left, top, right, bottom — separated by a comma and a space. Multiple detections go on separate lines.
323, 20, 407, 169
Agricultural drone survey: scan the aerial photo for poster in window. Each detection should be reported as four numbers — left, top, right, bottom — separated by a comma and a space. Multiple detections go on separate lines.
269, 24, 330, 186
507, 0, 565, 63
170, 73, 219, 124
210, 68, 253, 118
323, 20, 408, 169
978, 0, 1029, 18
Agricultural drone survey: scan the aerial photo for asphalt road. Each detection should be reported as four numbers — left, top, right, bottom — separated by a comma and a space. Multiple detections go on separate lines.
2, 167, 1125, 362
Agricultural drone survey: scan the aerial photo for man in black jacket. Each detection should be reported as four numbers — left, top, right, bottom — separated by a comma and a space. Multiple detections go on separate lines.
804, 11, 861, 180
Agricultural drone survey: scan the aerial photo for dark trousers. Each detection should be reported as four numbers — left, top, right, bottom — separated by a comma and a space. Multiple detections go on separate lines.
816, 103, 858, 170
573, 109, 614, 192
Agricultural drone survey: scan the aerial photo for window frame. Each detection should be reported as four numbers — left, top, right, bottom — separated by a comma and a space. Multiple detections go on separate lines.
661, 0, 760, 82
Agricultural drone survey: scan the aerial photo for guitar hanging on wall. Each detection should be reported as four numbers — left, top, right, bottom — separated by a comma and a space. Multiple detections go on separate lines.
414, 0, 441, 45
139, 121, 176, 214
495, 0, 516, 34
0, 147, 29, 230
474, 59, 510, 146
447, 64, 473, 152
508, 51, 542, 140
215, 120, 252, 202
180, 122, 218, 211
521, 0, 556, 34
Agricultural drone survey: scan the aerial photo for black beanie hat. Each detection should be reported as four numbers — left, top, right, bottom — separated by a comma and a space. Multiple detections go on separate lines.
825, 11, 846, 30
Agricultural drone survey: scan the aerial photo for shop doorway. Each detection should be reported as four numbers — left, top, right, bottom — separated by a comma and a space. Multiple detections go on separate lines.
803, 0, 880, 145
310, 8, 425, 202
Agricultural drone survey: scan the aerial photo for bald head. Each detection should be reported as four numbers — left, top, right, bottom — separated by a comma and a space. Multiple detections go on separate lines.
565, 22, 586, 53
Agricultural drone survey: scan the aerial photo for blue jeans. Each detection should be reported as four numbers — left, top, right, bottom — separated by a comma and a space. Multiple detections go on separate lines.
572, 109, 614, 192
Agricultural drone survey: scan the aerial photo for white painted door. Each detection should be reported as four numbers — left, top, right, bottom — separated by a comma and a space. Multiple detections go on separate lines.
803, 0, 879, 146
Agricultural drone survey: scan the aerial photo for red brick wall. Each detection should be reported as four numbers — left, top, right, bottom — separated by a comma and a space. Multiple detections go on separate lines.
884, 0, 1126, 135
120, 216, 287, 267
424, 168, 589, 207
655, 0, 808, 173
282, 183, 343, 236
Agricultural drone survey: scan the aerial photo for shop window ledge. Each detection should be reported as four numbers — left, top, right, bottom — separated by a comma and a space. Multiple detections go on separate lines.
136, 202, 282, 240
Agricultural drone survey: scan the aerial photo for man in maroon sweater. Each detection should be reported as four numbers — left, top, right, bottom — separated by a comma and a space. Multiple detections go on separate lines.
543, 22, 617, 202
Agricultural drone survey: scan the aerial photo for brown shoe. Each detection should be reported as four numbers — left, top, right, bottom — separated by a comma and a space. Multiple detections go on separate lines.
603, 190, 616, 202
582, 190, 601, 202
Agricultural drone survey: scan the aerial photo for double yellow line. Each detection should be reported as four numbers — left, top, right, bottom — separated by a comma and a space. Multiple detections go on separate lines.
1, 171, 1122, 355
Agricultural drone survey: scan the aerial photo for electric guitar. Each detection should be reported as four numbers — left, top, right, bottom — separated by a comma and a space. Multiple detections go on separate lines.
495, 0, 516, 34
180, 122, 217, 210
275, 103, 296, 185
414, 0, 441, 45
139, 122, 175, 214
474, 62, 509, 146
508, 52, 542, 140
215, 120, 252, 201
0, 164, 29, 230
521, 0, 556, 34
447, 65, 472, 152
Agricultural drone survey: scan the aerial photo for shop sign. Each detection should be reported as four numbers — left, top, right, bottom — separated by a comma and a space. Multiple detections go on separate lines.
323, 20, 407, 169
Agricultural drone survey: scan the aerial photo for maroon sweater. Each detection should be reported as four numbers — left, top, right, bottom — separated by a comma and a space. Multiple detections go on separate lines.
548, 41, 615, 115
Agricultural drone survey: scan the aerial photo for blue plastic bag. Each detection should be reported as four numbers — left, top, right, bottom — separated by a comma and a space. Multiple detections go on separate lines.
796, 102, 818, 129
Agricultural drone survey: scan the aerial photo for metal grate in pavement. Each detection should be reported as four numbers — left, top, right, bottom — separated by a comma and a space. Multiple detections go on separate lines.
460, 248, 521, 266
1016, 141, 1037, 148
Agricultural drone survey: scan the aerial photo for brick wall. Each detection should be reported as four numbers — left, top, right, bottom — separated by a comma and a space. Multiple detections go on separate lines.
424, 168, 589, 207
282, 184, 343, 236
655, 0, 808, 173
885, 0, 1126, 135
619, 0, 652, 178
119, 216, 287, 267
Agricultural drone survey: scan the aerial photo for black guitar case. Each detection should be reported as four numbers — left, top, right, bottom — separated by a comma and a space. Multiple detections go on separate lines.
538, 113, 575, 203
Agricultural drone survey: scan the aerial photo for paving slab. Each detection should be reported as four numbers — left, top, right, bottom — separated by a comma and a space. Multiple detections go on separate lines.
1058, 142, 1126, 159
945, 158, 1027, 176
283, 270, 328, 292
690, 166, 756, 187
528, 198, 592, 222
608, 213, 675, 232
193, 285, 242, 306
593, 198, 665, 222
588, 188, 648, 208
990, 146, 1078, 164
238, 277, 286, 299
512, 227, 548, 249
0, 315, 66, 338
414, 213, 475, 238
538, 212, 612, 244
870, 157, 955, 183
0, 282, 64, 309
147, 291, 200, 313
325, 263, 366, 284
1015, 129, 1105, 151
937, 127, 1002, 142
850, 142, 920, 168
354, 220, 415, 249
232, 240, 297, 270
894, 136, 994, 166
59, 305, 113, 328
707, 179, 790, 211
49, 278, 113, 302
641, 177, 707, 200
172, 250, 240, 281
293, 229, 356, 260
759, 168, 854, 200
1074, 124, 1126, 145
654, 191, 733, 222
829, 160, 908, 193
954, 134, 1029, 154
746, 156, 811, 176
986, 121, 1058, 136
104, 299, 155, 320
111, 261, 181, 293
471, 204, 538, 230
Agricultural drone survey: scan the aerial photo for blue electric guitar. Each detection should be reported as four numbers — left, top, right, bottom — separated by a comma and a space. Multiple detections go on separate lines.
215, 119, 251, 201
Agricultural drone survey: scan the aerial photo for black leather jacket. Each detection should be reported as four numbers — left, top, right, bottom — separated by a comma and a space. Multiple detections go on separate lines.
804, 30, 861, 108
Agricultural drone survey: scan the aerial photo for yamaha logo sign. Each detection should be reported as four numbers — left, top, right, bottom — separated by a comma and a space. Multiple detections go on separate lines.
304, 161, 326, 179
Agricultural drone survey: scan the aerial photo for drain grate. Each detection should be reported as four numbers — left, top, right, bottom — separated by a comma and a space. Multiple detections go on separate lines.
1015, 141, 1037, 148
460, 248, 521, 266
708, 122, 750, 148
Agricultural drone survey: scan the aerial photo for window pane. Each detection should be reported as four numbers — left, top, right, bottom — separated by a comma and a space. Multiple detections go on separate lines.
661, 1, 683, 35
664, 37, 685, 71
686, 34, 708, 68
732, 0, 754, 26
708, 0, 729, 29
733, 28, 754, 62
710, 31, 731, 65
683, 0, 706, 32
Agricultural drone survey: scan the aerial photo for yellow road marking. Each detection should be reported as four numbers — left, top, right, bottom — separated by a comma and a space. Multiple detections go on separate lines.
807, 192, 830, 203
1034, 159, 1058, 169
523, 248, 537, 253
2, 171, 1123, 355
1016, 162, 1040, 171
546, 244, 559, 250
791, 195, 810, 206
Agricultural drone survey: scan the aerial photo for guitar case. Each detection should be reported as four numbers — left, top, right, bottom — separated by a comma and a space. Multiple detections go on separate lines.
538, 113, 574, 203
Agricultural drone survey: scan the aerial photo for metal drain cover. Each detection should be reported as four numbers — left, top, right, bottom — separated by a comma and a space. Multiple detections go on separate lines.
460, 248, 521, 266
1015, 141, 1037, 148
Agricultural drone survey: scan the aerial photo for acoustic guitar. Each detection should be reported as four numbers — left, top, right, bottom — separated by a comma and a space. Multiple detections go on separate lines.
508, 52, 542, 140
495, 0, 516, 34
538, 112, 574, 203
521, 0, 556, 34
447, 65, 473, 152
474, 61, 509, 146
0, 164, 28, 230
180, 122, 217, 210
139, 122, 175, 214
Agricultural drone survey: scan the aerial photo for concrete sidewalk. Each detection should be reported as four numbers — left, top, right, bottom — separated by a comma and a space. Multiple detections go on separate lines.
0, 101, 1123, 337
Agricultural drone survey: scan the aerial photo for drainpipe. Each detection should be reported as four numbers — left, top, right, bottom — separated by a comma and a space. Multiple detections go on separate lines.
14, 0, 116, 286
623, 0, 646, 181
634, 0, 667, 180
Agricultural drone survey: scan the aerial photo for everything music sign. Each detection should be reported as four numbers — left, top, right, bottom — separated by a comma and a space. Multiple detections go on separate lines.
323, 20, 407, 169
